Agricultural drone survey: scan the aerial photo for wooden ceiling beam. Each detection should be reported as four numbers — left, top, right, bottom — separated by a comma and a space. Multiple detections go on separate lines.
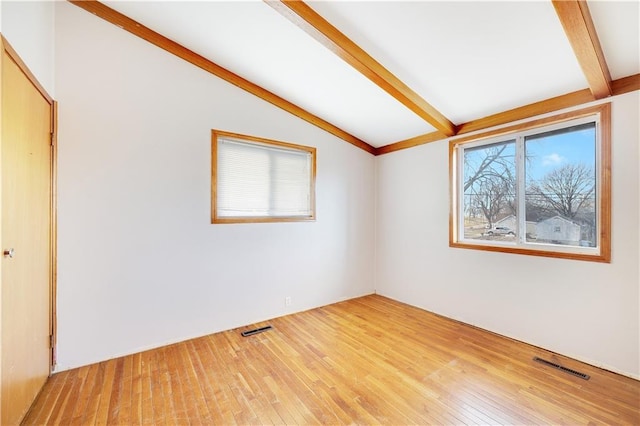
375, 131, 446, 156
376, 73, 639, 156
68, 0, 376, 155
552, 0, 612, 99
266, 0, 457, 137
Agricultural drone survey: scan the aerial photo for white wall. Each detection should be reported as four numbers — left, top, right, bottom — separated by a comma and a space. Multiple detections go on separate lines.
1, 0, 54, 95
54, 2, 375, 370
376, 91, 640, 378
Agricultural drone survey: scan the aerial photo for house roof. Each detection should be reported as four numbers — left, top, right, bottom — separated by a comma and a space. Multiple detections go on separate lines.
71, 1, 639, 154
539, 215, 581, 226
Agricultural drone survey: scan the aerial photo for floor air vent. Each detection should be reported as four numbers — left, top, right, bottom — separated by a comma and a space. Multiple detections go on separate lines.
533, 356, 590, 380
241, 325, 273, 337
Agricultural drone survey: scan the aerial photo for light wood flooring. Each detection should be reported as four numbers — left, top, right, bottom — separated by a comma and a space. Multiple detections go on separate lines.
23, 295, 640, 425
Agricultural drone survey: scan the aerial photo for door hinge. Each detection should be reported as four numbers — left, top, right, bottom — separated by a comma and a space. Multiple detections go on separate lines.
50, 132, 55, 147
49, 334, 54, 348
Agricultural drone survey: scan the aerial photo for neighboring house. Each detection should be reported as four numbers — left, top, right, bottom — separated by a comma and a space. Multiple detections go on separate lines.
536, 216, 581, 245
494, 215, 536, 236
494, 215, 516, 230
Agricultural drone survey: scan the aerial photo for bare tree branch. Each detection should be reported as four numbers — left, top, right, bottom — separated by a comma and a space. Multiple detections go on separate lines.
527, 164, 595, 220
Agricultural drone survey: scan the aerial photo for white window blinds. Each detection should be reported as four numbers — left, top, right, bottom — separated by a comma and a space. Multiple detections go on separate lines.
216, 137, 314, 219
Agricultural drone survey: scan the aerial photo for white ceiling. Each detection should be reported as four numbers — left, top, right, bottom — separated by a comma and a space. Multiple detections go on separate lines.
103, 0, 639, 149
588, 0, 640, 80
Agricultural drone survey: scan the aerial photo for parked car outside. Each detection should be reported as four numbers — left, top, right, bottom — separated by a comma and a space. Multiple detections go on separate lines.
486, 226, 515, 236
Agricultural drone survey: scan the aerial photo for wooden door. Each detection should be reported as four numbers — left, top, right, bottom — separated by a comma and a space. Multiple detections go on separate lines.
1, 44, 53, 425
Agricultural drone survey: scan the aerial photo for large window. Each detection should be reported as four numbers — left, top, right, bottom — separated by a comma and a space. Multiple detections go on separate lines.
450, 104, 610, 262
212, 130, 316, 223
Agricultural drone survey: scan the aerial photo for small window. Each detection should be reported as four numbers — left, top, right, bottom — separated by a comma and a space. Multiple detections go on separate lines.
450, 104, 610, 262
212, 130, 316, 223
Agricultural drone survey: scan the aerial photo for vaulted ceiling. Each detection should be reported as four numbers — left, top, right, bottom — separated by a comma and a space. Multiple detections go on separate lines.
70, 0, 639, 155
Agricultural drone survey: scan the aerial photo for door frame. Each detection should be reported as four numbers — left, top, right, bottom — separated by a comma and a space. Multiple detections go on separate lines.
0, 34, 58, 376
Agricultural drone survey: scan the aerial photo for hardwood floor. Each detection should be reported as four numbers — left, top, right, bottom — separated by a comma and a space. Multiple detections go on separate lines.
24, 295, 640, 425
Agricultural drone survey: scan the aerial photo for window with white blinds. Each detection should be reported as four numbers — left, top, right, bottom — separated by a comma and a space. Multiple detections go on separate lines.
212, 131, 316, 223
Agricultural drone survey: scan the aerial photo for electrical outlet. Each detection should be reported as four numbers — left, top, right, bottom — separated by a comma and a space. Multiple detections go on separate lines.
285, 296, 291, 306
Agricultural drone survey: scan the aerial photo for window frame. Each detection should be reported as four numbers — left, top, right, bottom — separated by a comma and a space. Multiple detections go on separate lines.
211, 130, 316, 224
449, 103, 611, 263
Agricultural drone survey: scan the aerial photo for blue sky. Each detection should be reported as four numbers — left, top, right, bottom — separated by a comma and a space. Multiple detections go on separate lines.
525, 126, 596, 182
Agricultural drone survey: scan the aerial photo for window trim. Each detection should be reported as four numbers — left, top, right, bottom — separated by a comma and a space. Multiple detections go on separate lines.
211, 130, 317, 224
449, 103, 611, 263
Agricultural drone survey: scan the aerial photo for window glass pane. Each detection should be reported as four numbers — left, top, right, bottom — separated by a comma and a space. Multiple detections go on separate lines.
524, 122, 596, 247
462, 140, 516, 241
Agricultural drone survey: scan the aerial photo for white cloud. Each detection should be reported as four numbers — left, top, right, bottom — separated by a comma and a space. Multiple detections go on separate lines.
542, 153, 564, 166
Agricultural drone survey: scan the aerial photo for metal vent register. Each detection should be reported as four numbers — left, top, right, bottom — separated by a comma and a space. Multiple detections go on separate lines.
533, 356, 590, 380
241, 325, 273, 337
